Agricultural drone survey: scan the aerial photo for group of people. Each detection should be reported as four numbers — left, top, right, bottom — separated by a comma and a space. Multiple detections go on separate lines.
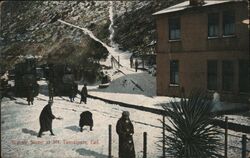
69, 84, 88, 103
48, 82, 88, 104
37, 98, 135, 158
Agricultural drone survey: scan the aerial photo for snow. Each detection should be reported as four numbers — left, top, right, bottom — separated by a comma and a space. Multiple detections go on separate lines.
153, 0, 237, 15
88, 69, 178, 109
2, 80, 249, 158
1, 86, 164, 158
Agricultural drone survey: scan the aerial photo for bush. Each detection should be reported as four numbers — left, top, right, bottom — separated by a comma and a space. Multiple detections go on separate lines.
161, 91, 221, 158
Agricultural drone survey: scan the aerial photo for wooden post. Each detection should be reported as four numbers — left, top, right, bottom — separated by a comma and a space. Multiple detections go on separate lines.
143, 132, 147, 158
242, 135, 247, 158
109, 125, 112, 158
163, 116, 166, 158
225, 116, 228, 158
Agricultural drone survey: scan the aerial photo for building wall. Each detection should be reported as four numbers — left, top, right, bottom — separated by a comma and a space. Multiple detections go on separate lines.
155, 2, 249, 102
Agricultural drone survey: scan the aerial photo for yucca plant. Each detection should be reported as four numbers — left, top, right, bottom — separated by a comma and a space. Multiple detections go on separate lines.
161, 91, 221, 158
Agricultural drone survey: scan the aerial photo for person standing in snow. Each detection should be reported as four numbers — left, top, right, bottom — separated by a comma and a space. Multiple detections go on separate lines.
130, 55, 133, 68
135, 59, 138, 72
116, 111, 135, 158
69, 84, 75, 102
27, 83, 34, 105
79, 111, 93, 132
80, 84, 88, 104
48, 82, 54, 101
37, 100, 61, 137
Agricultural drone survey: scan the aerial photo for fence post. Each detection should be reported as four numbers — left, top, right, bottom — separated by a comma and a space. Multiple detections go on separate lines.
163, 116, 166, 158
242, 135, 247, 158
109, 125, 112, 158
225, 116, 228, 158
143, 132, 147, 158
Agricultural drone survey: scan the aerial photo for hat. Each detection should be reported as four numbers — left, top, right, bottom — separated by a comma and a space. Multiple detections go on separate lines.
122, 111, 130, 117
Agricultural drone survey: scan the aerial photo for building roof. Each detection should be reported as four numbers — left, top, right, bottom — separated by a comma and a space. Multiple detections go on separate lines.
153, 0, 246, 16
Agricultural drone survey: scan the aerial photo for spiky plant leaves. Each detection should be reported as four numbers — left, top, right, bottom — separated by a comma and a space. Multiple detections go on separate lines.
161, 91, 221, 158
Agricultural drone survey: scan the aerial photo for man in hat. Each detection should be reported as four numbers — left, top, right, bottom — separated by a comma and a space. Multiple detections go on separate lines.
37, 100, 61, 137
69, 84, 75, 102
80, 84, 88, 104
48, 82, 54, 101
116, 111, 135, 158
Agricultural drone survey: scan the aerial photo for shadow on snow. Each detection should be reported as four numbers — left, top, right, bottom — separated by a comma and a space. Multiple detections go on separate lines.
76, 148, 108, 158
22, 128, 38, 136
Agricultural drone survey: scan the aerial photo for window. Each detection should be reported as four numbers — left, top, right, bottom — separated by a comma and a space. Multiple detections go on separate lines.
223, 11, 235, 36
170, 60, 179, 84
208, 13, 219, 37
239, 60, 250, 93
207, 60, 218, 90
169, 18, 180, 40
222, 61, 234, 91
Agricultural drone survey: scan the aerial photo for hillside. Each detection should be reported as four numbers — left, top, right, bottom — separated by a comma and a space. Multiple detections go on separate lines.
0, 1, 183, 72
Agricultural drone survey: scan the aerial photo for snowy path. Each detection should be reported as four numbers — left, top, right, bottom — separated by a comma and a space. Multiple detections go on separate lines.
58, 19, 131, 70
1, 92, 165, 158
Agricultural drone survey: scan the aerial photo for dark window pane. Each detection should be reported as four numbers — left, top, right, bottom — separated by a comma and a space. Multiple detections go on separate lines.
239, 60, 250, 93
208, 13, 219, 37
170, 60, 179, 84
222, 61, 234, 91
207, 60, 218, 90
169, 18, 180, 40
223, 11, 235, 35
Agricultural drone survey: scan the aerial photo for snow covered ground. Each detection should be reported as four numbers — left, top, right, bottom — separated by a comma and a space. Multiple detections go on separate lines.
1, 82, 166, 158
2, 78, 250, 158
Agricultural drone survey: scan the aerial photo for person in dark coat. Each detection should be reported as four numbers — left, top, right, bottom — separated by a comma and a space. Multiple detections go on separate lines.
37, 101, 60, 137
80, 84, 88, 104
48, 82, 54, 101
130, 55, 133, 68
79, 111, 93, 132
135, 59, 138, 72
116, 111, 135, 158
69, 84, 75, 102
27, 83, 34, 105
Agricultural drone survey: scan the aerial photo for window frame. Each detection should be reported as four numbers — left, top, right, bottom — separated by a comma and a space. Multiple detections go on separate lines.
207, 60, 218, 90
223, 10, 235, 36
208, 13, 220, 38
239, 60, 250, 93
222, 60, 234, 92
168, 17, 181, 41
170, 60, 179, 85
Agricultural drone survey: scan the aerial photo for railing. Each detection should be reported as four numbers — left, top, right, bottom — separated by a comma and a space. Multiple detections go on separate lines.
161, 116, 250, 158
222, 116, 250, 158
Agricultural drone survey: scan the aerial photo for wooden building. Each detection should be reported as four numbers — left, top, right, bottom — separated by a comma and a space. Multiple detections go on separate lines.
153, 0, 249, 103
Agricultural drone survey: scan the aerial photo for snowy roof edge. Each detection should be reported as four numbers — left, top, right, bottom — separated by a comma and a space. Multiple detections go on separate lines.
152, 0, 247, 16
